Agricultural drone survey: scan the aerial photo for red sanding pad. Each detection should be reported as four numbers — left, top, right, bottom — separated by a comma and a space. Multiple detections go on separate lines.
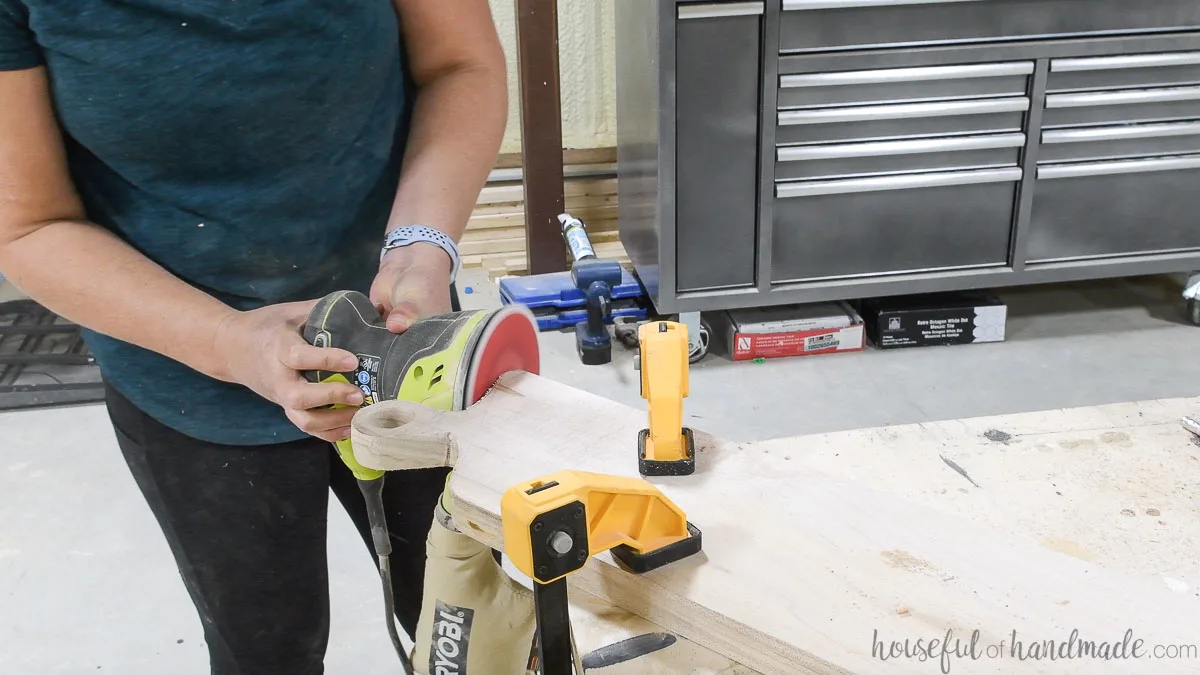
463, 305, 540, 407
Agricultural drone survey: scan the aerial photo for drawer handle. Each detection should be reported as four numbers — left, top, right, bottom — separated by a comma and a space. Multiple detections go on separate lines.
678, 1, 764, 19
778, 97, 1029, 125
777, 133, 1025, 161
1043, 121, 1200, 144
1046, 86, 1200, 109
781, 63, 1033, 88
776, 167, 1022, 197
1039, 155, 1200, 180
1052, 52, 1200, 73
783, 0, 986, 9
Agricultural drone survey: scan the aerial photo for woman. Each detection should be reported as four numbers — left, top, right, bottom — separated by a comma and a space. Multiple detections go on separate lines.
0, 1, 508, 672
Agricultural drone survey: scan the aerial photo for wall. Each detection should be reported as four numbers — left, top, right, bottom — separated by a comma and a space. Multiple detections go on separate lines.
488, 0, 617, 154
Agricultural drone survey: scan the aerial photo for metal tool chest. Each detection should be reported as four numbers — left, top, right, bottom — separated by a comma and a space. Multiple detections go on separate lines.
615, 0, 1200, 314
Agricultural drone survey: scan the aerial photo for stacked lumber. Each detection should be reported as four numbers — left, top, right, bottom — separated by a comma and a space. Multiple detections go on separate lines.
463, 149, 629, 279
463, 177, 629, 278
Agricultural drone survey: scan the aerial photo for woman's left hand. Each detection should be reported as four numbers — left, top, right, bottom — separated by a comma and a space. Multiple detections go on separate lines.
368, 243, 454, 333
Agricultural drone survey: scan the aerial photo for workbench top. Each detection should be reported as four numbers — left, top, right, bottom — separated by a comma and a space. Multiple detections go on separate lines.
3, 391, 1198, 673
564, 393, 1200, 673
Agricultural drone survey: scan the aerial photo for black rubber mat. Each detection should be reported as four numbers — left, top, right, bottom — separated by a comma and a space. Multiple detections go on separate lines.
0, 299, 104, 411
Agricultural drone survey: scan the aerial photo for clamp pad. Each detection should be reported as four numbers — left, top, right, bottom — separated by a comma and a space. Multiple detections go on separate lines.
612, 522, 703, 574
638, 427, 696, 476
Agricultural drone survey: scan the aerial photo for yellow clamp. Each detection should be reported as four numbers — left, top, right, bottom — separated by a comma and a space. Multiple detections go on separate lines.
637, 321, 696, 476
501, 470, 702, 585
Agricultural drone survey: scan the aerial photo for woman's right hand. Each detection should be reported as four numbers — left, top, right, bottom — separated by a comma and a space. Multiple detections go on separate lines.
212, 300, 365, 443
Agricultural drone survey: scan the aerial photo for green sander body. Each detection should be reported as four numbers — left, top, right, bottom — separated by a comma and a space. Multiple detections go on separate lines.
302, 290, 540, 480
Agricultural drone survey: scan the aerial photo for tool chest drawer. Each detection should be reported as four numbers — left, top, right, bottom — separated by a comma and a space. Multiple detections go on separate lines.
771, 168, 1020, 281
1048, 52, 1200, 92
615, 1, 1200, 314
777, 62, 1033, 108
775, 133, 1024, 180
1038, 121, 1200, 163
778, 0, 1200, 53
673, 0, 764, 292
776, 97, 1029, 145
1028, 156, 1200, 262
1042, 87, 1200, 127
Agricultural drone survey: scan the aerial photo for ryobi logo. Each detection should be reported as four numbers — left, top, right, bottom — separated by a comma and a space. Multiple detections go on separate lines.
430, 600, 474, 675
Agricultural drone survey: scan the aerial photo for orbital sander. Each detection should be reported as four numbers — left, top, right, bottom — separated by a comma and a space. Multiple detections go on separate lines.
304, 289, 540, 418
301, 289, 541, 673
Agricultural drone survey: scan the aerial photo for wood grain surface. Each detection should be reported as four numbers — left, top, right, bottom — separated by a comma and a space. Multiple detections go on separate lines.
352, 372, 1200, 674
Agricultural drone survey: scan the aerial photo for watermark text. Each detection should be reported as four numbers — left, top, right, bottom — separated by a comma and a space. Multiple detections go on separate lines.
871, 628, 1198, 673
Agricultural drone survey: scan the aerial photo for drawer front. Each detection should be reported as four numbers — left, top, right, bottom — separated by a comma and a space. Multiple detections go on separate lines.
772, 168, 1020, 281
1048, 52, 1200, 93
776, 97, 1029, 144
776, 133, 1024, 180
1042, 86, 1200, 127
1039, 121, 1200, 163
674, 1, 764, 292
778, 62, 1033, 108
779, 0, 1200, 53
1029, 156, 1200, 261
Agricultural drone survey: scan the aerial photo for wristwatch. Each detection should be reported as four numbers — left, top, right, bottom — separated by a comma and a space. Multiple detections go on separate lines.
381, 225, 461, 283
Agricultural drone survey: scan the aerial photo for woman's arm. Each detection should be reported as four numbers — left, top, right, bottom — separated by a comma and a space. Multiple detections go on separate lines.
0, 67, 364, 441
371, 0, 509, 330
0, 67, 239, 380
387, 0, 508, 242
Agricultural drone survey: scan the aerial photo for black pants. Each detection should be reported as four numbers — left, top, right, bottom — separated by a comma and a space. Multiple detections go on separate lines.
104, 383, 450, 675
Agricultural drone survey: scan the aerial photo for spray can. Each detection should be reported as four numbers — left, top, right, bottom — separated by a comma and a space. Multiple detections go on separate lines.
558, 213, 596, 262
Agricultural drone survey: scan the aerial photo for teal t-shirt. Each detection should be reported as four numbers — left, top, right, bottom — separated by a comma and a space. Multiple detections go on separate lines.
0, 1, 414, 445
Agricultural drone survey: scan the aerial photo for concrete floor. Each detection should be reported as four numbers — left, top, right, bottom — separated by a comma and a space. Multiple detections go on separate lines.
475, 270, 1200, 442
4, 271, 1200, 674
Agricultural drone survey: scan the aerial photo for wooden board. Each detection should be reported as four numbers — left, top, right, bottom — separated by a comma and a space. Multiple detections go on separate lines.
494, 147, 617, 170
565, 586, 754, 673
762, 398, 1200, 593
562, 394, 1200, 673
351, 374, 1200, 674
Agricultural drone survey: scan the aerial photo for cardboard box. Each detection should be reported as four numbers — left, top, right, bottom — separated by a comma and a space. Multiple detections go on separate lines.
715, 302, 865, 361
856, 291, 1007, 350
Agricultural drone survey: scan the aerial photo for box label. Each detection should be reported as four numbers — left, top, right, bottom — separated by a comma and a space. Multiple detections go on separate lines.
876, 307, 1006, 348
805, 333, 840, 352
732, 326, 862, 360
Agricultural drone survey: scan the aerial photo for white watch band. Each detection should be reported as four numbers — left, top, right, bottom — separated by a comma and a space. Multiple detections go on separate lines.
381, 226, 461, 282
